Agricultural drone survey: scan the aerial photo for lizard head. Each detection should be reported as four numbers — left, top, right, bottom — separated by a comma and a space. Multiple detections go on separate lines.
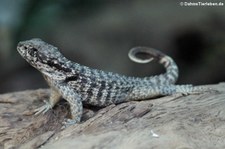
17, 38, 71, 76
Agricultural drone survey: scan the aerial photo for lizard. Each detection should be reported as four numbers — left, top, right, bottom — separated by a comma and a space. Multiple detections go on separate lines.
17, 38, 209, 125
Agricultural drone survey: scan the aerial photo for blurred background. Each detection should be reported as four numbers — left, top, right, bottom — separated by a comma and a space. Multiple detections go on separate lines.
0, 0, 225, 93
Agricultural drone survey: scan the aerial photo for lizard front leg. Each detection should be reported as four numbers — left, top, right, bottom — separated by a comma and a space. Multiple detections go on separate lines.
34, 88, 61, 115
58, 85, 83, 126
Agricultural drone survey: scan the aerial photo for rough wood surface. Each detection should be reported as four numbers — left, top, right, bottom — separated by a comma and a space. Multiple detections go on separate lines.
0, 83, 225, 149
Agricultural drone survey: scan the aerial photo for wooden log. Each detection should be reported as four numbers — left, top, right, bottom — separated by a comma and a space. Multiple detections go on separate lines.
0, 83, 224, 149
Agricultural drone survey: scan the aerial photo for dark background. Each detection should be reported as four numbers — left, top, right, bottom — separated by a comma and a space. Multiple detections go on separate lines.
0, 0, 225, 93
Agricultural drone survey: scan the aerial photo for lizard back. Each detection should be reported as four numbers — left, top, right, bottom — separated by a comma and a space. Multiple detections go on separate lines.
17, 38, 179, 106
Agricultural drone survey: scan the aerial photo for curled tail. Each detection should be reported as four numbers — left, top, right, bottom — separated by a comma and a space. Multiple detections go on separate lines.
128, 47, 179, 85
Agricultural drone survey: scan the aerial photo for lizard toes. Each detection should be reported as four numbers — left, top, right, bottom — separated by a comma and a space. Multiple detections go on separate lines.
34, 100, 52, 115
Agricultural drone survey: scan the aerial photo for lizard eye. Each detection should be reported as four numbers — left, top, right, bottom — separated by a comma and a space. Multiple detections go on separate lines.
31, 48, 37, 52
28, 48, 38, 57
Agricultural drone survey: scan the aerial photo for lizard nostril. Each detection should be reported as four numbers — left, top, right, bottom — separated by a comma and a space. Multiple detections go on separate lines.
17, 43, 22, 48
18, 41, 24, 46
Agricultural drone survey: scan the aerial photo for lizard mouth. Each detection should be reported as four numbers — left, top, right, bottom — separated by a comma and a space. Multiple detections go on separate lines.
17, 41, 30, 57
17, 42, 37, 66
17, 45, 26, 57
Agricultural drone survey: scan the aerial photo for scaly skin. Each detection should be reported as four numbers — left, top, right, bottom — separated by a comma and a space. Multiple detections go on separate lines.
17, 38, 208, 125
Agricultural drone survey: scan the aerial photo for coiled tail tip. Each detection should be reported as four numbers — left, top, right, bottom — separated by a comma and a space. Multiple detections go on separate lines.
128, 47, 165, 64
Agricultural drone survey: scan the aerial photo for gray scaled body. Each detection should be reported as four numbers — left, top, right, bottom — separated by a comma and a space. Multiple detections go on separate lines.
17, 38, 207, 125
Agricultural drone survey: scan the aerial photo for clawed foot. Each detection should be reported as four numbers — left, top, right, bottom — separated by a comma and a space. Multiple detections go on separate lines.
34, 100, 53, 115
61, 119, 79, 129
